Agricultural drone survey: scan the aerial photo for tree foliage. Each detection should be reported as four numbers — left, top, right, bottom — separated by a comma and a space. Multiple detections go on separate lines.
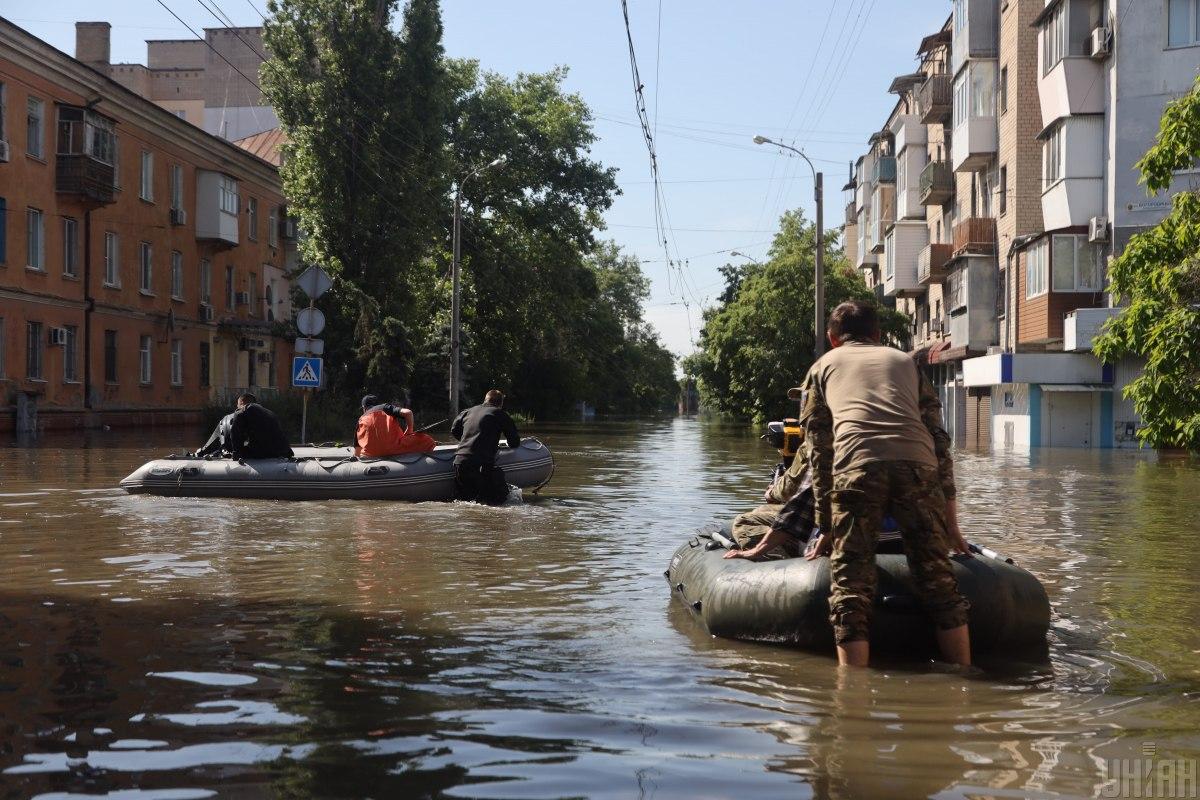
1093, 75, 1200, 451
685, 210, 909, 421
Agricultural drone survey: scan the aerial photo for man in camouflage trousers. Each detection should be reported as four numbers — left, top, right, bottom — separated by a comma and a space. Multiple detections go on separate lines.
799, 300, 971, 667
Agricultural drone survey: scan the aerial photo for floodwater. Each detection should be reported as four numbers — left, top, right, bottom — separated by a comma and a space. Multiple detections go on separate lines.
1, 419, 1198, 799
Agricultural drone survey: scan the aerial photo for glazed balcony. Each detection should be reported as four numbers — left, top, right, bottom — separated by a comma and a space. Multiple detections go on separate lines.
869, 184, 896, 254
919, 160, 954, 206
952, 216, 997, 257
918, 73, 952, 124
917, 242, 955, 284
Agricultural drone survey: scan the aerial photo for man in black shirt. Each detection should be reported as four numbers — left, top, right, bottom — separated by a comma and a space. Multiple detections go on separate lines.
226, 393, 294, 459
450, 389, 521, 504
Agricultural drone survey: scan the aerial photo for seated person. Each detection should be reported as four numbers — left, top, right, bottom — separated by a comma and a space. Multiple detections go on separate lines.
227, 393, 294, 459
355, 394, 437, 457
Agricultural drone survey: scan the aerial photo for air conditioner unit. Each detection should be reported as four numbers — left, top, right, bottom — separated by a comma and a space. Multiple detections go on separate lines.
169, 207, 187, 226
929, 318, 945, 334
0, 140, 9, 163
257, 352, 273, 364
281, 217, 298, 240
235, 291, 250, 306
1089, 26, 1112, 58
199, 303, 214, 322
48, 327, 68, 346
1088, 216, 1109, 242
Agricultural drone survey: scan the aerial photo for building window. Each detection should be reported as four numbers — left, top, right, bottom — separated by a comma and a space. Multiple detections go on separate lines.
140, 150, 153, 201
1026, 239, 1049, 298
0, 82, 6, 144
219, 175, 238, 214
26, 207, 44, 270
64, 325, 78, 382
1052, 234, 1103, 292
63, 217, 79, 277
268, 206, 279, 247
139, 241, 153, 292
225, 265, 235, 310
265, 282, 275, 321
0, 317, 5, 378
200, 259, 212, 305
26, 322, 44, 379
171, 251, 184, 299
139, 335, 152, 384
171, 338, 183, 386
170, 163, 183, 210
112, 135, 121, 189
969, 61, 996, 118
947, 269, 966, 311
953, 72, 968, 128
56, 106, 115, 163
885, 235, 895, 279
26, 97, 44, 158
0, 197, 6, 263
1041, 2, 1067, 73
199, 341, 211, 388
1169, 0, 1200, 46
104, 330, 118, 383
249, 271, 258, 317
999, 165, 1008, 216
104, 231, 120, 287
980, 170, 995, 218
999, 66, 1008, 114
248, 197, 258, 240
1043, 123, 1064, 189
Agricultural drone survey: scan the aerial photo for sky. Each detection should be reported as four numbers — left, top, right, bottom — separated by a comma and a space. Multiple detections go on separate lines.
7, 0, 950, 357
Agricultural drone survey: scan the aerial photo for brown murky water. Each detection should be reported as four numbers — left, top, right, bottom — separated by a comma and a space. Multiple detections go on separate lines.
1, 419, 1199, 799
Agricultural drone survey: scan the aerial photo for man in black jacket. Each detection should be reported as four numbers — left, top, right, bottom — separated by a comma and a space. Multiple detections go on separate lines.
450, 389, 521, 504
226, 394, 294, 459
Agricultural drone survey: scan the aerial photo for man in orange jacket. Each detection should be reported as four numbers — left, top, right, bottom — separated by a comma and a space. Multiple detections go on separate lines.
355, 394, 436, 457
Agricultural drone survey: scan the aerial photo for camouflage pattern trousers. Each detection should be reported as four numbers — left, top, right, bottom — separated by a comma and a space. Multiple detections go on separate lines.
828, 460, 970, 645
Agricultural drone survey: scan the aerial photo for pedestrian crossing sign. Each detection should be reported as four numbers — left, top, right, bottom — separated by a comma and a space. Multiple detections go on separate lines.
292, 356, 322, 388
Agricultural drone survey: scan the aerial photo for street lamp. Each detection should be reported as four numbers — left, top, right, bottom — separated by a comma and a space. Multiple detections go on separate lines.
753, 135, 825, 359
450, 155, 507, 417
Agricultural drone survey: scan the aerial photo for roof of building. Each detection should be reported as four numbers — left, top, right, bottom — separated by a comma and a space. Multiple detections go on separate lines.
916, 29, 952, 56
234, 127, 288, 166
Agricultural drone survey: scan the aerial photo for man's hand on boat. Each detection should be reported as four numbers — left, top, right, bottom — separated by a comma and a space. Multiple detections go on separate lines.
945, 499, 972, 557
723, 528, 791, 560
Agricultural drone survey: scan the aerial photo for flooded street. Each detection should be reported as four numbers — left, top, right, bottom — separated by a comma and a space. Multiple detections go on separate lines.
1, 419, 1199, 798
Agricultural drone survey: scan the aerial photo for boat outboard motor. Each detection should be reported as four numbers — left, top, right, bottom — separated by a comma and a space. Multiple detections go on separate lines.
762, 418, 803, 476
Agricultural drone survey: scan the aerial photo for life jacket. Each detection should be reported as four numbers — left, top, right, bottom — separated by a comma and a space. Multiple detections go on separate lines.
356, 409, 436, 457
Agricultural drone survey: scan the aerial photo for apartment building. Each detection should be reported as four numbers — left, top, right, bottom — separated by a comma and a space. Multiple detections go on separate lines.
75, 21, 276, 141
0, 19, 294, 432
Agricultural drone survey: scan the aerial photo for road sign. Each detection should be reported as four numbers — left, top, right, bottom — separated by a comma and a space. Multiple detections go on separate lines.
295, 337, 324, 355
296, 307, 325, 337
295, 266, 333, 300
292, 356, 322, 388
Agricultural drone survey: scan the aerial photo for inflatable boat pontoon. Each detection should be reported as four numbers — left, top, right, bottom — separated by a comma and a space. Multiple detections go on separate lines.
119, 438, 553, 501
667, 525, 1050, 654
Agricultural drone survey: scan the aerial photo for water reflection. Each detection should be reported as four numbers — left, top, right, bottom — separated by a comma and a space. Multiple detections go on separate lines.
1, 421, 1198, 797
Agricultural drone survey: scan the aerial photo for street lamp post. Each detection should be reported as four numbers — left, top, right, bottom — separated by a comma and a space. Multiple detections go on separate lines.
450, 155, 506, 417
753, 135, 825, 359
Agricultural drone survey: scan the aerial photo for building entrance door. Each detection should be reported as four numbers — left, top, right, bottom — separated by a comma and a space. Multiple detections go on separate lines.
1046, 391, 1092, 447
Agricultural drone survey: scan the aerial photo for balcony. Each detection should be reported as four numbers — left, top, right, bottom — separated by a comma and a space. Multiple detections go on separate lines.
845, 200, 856, 227
951, 0, 999, 74
883, 221, 929, 298
869, 184, 896, 253
872, 156, 897, 184
952, 217, 996, 256
56, 154, 115, 204
195, 170, 239, 246
1064, 307, 1121, 352
918, 242, 955, 284
918, 74, 952, 124
873, 282, 896, 309
919, 161, 954, 205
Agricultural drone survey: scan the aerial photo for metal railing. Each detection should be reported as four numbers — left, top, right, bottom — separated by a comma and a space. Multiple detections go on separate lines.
918, 73, 952, 124
918, 160, 954, 206
872, 156, 897, 183
917, 242, 954, 284
952, 217, 997, 256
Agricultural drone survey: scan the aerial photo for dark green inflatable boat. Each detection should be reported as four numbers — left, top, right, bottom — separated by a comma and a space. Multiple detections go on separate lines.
666, 525, 1051, 654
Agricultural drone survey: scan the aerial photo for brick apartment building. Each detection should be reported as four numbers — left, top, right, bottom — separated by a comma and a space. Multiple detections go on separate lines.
0, 18, 294, 433
846, 0, 1198, 450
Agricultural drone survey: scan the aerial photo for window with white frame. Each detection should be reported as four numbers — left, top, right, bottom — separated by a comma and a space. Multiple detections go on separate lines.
953, 72, 968, 128
56, 106, 115, 163
104, 231, 120, 286
64, 324, 78, 382
219, 175, 238, 214
170, 250, 183, 299
170, 163, 183, 210
26, 207, 44, 270
200, 259, 212, 304
969, 61, 996, 118
1026, 238, 1049, 298
885, 233, 895, 279
140, 150, 153, 201
1042, 123, 1064, 188
268, 206, 278, 247
1169, 0, 1200, 46
139, 241, 153, 292
1052, 234, 1103, 292
139, 335, 152, 383
170, 338, 183, 385
1041, 2, 1067, 74
63, 217, 78, 277
26, 97, 44, 158
111, 135, 120, 189
248, 197, 258, 240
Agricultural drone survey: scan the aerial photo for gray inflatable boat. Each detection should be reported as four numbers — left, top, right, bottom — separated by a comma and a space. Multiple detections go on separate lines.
119, 438, 554, 501
667, 525, 1050, 655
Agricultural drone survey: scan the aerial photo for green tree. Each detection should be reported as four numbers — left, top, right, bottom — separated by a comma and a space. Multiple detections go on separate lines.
689, 210, 908, 421
261, 0, 450, 399
1093, 75, 1200, 451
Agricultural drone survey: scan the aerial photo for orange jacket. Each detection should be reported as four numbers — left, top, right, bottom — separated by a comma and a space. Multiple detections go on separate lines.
356, 407, 436, 457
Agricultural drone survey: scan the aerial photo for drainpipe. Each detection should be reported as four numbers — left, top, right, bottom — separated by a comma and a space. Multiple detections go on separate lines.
1008, 233, 1039, 355
83, 209, 94, 410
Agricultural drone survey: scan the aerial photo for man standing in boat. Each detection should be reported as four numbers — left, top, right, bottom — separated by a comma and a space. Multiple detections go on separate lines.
451, 389, 521, 505
770, 300, 970, 668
